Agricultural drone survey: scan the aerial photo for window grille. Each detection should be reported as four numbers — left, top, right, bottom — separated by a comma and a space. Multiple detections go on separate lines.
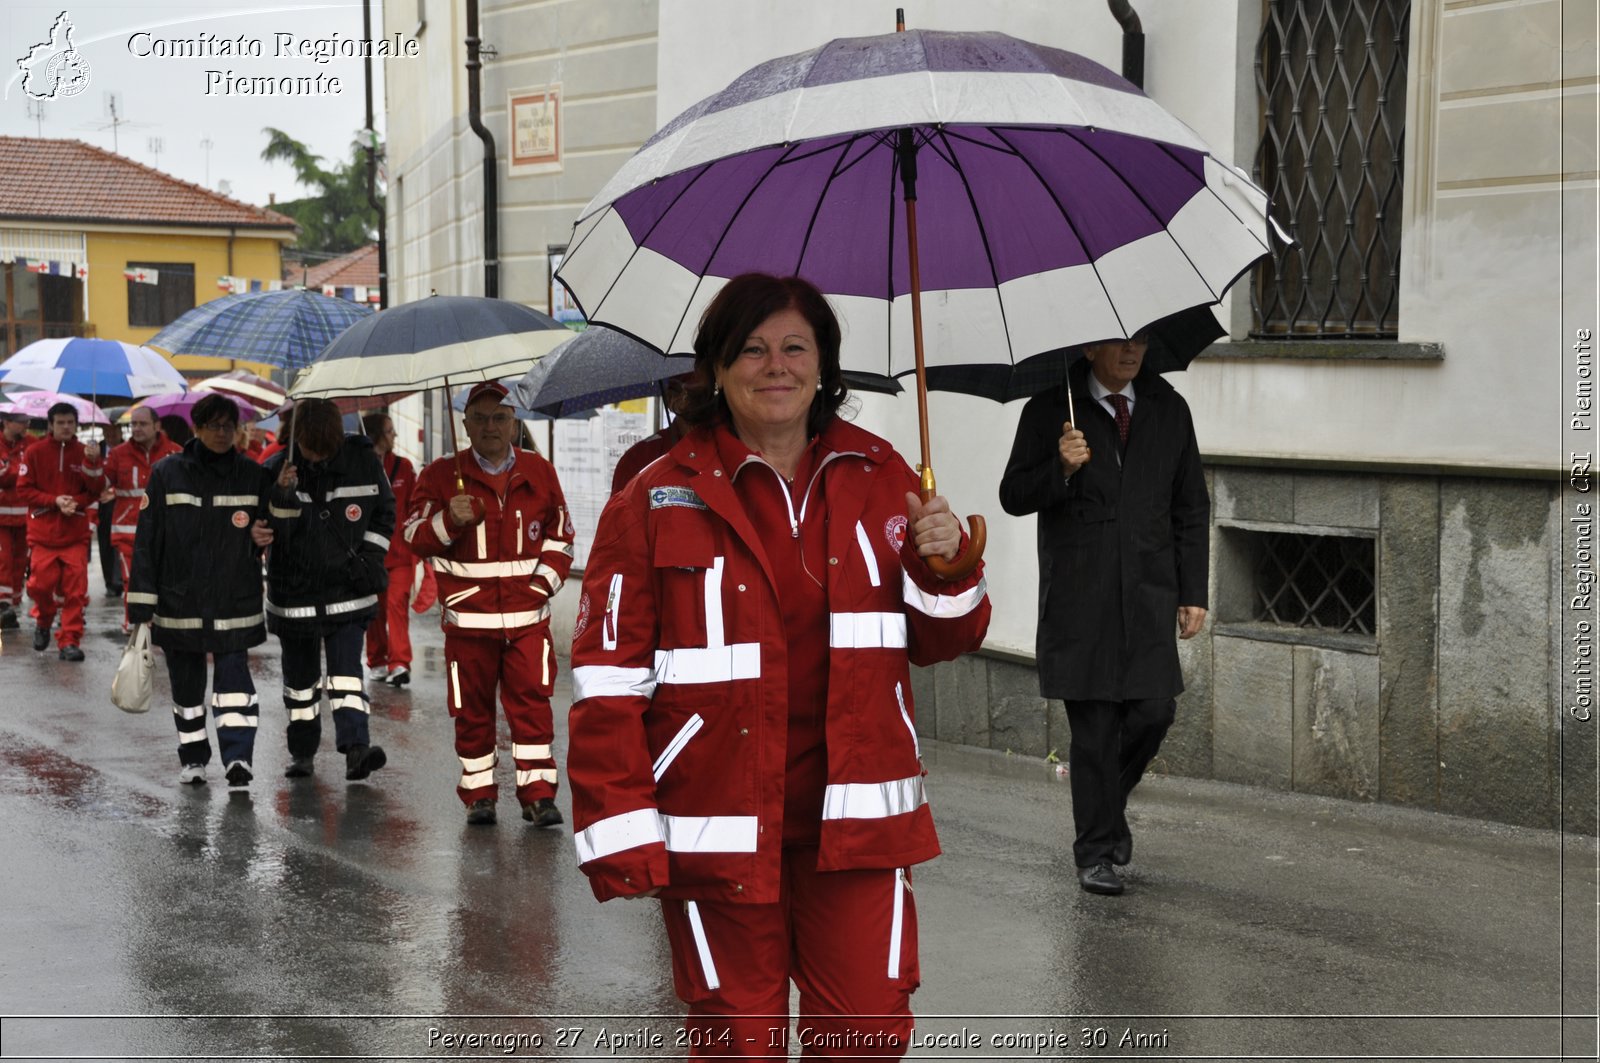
1254, 531, 1376, 635
1252, 0, 1408, 338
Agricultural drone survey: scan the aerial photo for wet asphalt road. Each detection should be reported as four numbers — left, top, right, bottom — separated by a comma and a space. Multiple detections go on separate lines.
0, 576, 1594, 1061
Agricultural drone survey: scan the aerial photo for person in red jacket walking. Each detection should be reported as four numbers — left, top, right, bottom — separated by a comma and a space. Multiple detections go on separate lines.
15, 402, 103, 660
0, 410, 32, 629
568, 275, 990, 1059
361, 411, 417, 686
99, 406, 181, 626
403, 380, 575, 827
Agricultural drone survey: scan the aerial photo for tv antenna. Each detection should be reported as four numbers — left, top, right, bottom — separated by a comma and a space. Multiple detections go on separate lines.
25, 100, 46, 137
79, 91, 150, 154
200, 136, 214, 186
147, 136, 164, 168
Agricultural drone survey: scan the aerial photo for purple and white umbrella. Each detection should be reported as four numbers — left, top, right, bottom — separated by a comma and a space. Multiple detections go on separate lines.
556, 28, 1283, 382
2, 390, 111, 425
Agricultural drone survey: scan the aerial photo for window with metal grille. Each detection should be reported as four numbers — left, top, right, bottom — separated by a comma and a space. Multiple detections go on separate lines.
1252, 0, 1408, 338
1253, 531, 1376, 635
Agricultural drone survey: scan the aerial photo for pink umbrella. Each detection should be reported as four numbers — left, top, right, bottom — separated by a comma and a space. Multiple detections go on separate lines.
2, 390, 110, 425
133, 390, 257, 423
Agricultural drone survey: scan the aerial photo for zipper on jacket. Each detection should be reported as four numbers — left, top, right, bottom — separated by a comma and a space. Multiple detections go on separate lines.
895, 681, 921, 762
516, 509, 523, 555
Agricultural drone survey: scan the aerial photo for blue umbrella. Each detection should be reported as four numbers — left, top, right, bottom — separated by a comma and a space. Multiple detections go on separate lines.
289, 296, 574, 398
0, 338, 187, 398
149, 290, 373, 370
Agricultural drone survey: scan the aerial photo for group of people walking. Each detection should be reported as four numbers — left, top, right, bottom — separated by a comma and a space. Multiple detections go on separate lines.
0, 270, 1210, 1059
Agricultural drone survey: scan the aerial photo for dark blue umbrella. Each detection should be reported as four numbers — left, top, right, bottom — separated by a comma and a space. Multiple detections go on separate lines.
149, 290, 372, 370
289, 296, 573, 398
451, 376, 597, 421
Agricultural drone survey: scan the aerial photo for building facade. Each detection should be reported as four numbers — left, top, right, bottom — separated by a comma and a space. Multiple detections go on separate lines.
0, 137, 296, 373
381, 0, 1598, 832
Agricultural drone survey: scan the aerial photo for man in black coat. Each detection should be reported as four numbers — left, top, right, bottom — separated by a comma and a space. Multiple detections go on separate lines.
999, 332, 1209, 896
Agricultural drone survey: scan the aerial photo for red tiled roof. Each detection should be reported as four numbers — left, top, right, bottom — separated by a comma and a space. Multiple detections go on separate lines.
286, 244, 379, 288
0, 137, 297, 230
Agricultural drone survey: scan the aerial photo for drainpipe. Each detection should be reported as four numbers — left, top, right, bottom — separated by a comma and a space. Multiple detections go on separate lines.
363, 0, 388, 308
465, 0, 498, 298
1107, 0, 1145, 89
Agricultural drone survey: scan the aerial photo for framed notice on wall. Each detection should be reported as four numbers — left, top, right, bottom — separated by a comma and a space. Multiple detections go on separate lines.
509, 85, 561, 176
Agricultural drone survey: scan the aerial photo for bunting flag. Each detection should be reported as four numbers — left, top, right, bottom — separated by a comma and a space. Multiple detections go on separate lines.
123, 266, 159, 285
321, 284, 337, 298
367, 289, 382, 304
268, 279, 284, 291
18, 257, 88, 279
217, 275, 235, 291
352, 285, 368, 303
250, 279, 263, 293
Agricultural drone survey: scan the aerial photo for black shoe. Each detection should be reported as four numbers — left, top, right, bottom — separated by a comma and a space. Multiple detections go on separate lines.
466, 798, 496, 825
0, 606, 18, 630
1078, 862, 1125, 896
58, 645, 84, 662
1110, 836, 1132, 866
521, 797, 564, 828
284, 756, 316, 779
344, 744, 387, 781
225, 763, 253, 789
32, 626, 49, 651
387, 666, 410, 687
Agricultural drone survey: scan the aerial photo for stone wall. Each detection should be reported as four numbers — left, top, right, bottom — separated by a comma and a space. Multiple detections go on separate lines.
913, 466, 1593, 834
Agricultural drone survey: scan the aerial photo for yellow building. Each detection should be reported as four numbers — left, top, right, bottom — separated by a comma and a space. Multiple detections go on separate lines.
0, 136, 297, 373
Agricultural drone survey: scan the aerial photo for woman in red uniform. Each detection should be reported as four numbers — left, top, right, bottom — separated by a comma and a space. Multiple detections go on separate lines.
567, 273, 990, 1058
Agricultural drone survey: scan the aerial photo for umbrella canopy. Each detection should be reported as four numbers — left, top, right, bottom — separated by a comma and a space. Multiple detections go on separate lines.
3, 390, 110, 425
922, 304, 1227, 403
556, 28, 1280, 383
148, 290, 374, 370
0, 338, 187, 398
190, 369, 290, 418
289, 296, 575, 398
132, 390, 258, 424
513, 327, 698, 418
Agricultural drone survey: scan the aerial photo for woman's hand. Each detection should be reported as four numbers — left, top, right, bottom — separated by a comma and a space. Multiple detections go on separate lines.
250, 519, 274, 548
905, 491, 960, 563
276, 462, 299, 490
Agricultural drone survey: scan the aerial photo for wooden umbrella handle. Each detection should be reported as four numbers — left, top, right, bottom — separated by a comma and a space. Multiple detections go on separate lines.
919, 471, 986, 582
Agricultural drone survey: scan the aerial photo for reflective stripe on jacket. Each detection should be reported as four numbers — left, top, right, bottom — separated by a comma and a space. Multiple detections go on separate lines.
102, 434, 182, 543
567, 419, 990, 905
403, 447, 574, 637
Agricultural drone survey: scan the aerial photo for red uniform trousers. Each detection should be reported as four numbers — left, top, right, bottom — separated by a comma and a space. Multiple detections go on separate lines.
364, 562, 414, 670
112, 536, 136, 627
0, 524, 25, 607
660, 847, 919, 1061
444, 623, 558, 806
28, 541, 88, 648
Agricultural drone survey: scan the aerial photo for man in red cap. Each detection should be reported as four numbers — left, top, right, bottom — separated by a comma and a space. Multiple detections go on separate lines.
0, 410, 33, 629
99, 405, 181, 628
402, 380, 575, 827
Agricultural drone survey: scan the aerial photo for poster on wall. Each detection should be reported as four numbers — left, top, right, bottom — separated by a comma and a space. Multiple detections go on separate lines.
509, 85, 561, 177
552, 406, 650, 570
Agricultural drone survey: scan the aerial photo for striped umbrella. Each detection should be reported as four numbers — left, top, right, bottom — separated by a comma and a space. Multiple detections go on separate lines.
288, 296, 574, 397
149, 290, 373, 370
191, 369, 290, 418
0, 338, 186, 398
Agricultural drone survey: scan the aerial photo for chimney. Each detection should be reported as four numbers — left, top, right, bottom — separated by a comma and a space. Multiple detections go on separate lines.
268, 192, 276, 205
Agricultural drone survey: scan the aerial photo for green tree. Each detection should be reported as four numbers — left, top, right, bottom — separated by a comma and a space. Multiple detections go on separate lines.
261, 127, 384, 256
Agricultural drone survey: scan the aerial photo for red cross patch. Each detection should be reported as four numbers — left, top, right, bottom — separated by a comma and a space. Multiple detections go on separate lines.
885, 514, 908, 552
231, 510, 250, 529
345, 504, 362, 522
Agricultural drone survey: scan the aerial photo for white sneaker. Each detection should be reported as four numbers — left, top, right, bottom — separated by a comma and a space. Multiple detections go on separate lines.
386, 666, 410, 687
178, 764, 207, 786
367, 664, 390, 681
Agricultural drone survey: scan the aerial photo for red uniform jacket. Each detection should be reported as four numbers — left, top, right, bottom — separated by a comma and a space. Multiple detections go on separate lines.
567, 419, 991, 905
402, 447, 575, 636
380, 451, 417, 568
0, 432, 30, 527
101, 433, 181, 546
16, 436, 103, 547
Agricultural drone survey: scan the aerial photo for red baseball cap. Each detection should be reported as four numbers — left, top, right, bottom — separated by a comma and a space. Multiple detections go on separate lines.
464, 380, 511, 408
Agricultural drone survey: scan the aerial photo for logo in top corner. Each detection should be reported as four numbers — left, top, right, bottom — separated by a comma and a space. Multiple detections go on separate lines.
17, 12, 92, 101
